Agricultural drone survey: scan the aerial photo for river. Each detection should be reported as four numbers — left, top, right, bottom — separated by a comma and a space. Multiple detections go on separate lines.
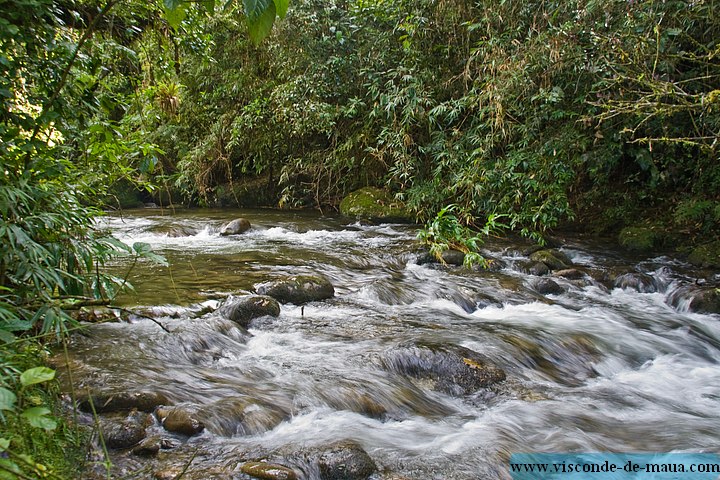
58, 209, 720, 480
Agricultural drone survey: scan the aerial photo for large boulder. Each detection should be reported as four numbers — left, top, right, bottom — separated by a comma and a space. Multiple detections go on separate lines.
339, 187, 412, 222
220, 218, 251, 235
618, 226, 662, 252
219, 295, 281, 328
256, 275, 335, 304
382, 342, 506, 395
529, 249, 573, 271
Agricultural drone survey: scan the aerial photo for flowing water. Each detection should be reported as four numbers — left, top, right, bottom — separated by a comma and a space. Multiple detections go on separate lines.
59, 209, 720, 480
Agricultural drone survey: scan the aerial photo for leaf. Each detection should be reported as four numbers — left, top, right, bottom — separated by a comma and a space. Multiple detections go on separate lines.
272, 0, 288, 18
0, 438, 9, 451
21, 407, 57, 430
132, 242, 152, 254
163, 0, 182, 9
19, 367, 55, 387
164, 3, 187, 30
0, 329, 16, 344
244, 0, 276, 44
0, 387, 16, 411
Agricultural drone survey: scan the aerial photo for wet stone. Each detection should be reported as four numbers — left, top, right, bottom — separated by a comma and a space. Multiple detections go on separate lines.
316, 441, 377, 480
613, 272, 659, 293
529, 249, 573, 271
220, 218, 251, 235
534, 278, 564, 295
440, 249, 466, 266
157, 406, 205, 436
667, 285, 720, 314
526, 261, 550, 276
383, 342, 506, 395
241, 461, 298, 480
102, 411, 150, 449
79, 390, 170, 413
132, 435, 161, 456
554, 268, 585, 280
255, 274, 335, 304
154, 468, 183, 480
219, 295, 281, 328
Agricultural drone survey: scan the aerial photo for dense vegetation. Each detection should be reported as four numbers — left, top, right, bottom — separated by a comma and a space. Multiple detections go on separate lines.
129, 0, 719, 240
0, 0, 718, 474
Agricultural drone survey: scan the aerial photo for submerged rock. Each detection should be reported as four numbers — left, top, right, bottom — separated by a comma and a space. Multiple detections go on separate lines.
219, 295, 281, 328
339, 187, 412, 222
149, 225, 198, 237
613, 272, 659, 293
199, 397, 288, 436
529, 249, 573, 271
157, 406, 205, 436
220, 218, 251, 235
79, 390, 170, 414
316, 441, 377, 480
241, 461, 298, 480
256, 275, 335, 304
383, 342, 506, 395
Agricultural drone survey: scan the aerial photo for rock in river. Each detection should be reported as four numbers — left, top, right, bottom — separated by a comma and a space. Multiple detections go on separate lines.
102, 411, 151, 449
156, 406, 205, 436
79, 390, 170, 413
534, 278, 564, 295
383, 341, 506, 395
667, 285, 720, 314
240, 461, 298, 480
339, 187, 412, 222
219, 295, 281, 328
255, 275, 335, 304
316, 441, 377, 480
220, 218, 251, 235
529, 249, 573, 271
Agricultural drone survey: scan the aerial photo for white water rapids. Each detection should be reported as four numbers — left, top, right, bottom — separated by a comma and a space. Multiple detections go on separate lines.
61, 209, 720, 479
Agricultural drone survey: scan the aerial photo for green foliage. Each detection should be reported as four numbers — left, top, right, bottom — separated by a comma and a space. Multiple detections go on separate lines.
417, 205, 507, 268
0, 344, 86, 479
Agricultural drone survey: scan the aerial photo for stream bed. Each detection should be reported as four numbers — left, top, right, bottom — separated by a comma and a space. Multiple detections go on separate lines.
56, 209, 720, 480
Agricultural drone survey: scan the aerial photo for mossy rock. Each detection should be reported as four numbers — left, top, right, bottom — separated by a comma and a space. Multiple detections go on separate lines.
529, 249, 572, 270
255, 275, 335, 305
339, 187, 412, 222
618, 226, 662, 252
687, 240, 720, 269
